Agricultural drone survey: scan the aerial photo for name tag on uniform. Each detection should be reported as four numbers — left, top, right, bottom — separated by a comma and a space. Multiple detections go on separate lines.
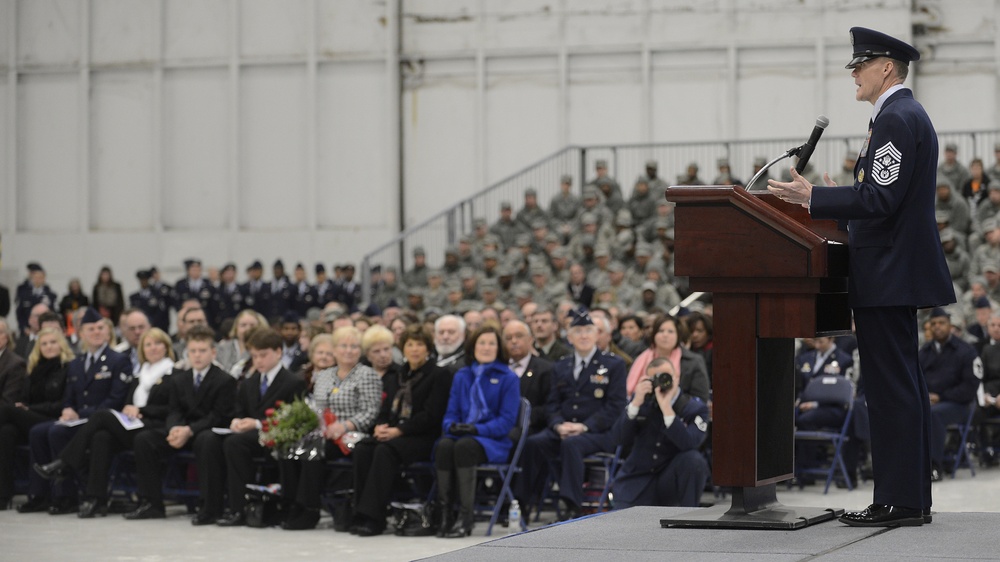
490, 378, 500, 384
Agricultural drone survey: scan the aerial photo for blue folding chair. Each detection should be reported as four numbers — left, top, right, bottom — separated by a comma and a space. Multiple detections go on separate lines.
474, 397, 531, 535
944, 403, 977, 479
794, 376, 855, 494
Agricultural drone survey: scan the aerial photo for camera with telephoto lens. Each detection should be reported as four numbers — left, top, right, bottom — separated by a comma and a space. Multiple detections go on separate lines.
652, 371, 674, 392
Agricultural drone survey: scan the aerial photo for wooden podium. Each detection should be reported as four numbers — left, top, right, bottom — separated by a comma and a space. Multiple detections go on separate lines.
660, 186, 852, 530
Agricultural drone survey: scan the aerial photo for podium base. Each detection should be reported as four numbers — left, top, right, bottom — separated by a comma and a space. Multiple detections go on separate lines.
660, 484, 844, 530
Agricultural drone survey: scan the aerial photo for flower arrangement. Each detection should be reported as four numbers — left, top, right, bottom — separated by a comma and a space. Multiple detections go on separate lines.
258, 399, 319, 456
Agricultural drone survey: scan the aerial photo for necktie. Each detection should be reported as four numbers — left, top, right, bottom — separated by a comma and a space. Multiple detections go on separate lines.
194, 371, 203, 391
85, 354, 93, 372
574, 359, 585, 381
259, 375, 269, 397
131, 349, 140, 375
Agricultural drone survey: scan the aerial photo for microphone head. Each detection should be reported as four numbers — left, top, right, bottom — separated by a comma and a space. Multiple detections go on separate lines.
816, 115, 830, 129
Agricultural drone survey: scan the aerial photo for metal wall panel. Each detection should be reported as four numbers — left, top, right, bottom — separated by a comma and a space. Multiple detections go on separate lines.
240, 0, 308, 58
316, 61, 390, 229
90, 71, 154, 231
162, 68, 229, 230
17, 74, 79, 232
17, 0, 80, 67
239, 66, 308, 230
90, 0, 156, 66
163, 0, 229, 62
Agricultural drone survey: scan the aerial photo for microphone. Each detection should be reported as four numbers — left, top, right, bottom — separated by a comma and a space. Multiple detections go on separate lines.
794, 115, 830, 174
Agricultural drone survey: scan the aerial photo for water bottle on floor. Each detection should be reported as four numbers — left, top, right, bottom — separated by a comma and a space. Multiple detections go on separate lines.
509, 500, 521, 533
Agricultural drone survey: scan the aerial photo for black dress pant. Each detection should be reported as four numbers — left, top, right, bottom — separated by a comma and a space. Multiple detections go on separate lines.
131, 428, 196, 508
0, 405, 51, 499
192, 431, 227, 517
352, 435, 435, 523
192, 430, 266, 516
279, 440, 350, 509
58, 409, 150, 499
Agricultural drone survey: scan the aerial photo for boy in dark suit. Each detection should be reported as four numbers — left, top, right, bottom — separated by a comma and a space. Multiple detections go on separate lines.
125, 325, 236, 520
192, 328, 305, 526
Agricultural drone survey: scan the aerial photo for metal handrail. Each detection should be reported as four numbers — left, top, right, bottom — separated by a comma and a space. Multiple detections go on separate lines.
360, 130, 1000, 306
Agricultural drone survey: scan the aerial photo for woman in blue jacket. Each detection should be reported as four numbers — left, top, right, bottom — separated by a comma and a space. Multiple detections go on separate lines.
435, 322, 520, 538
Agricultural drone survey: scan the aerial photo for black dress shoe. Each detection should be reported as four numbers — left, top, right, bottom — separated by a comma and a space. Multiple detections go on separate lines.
216, 511, 246, 527
191, 510, 219, 526
923, 509, 933, 524
17, 496, 50, 513
353, 516, 385, 537
124, 501, 166, 520
557, 499, 582, 522
78, 499, 108, 518
839, 504, 924, 527
281, 506, 320, 530
48, 497, 78, 515
33, 459, 68, 481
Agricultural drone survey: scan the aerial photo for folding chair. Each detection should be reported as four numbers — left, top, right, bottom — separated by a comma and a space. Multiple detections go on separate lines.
474, 397, 531, 536
793, 376, 855, 494
944, 403, 977, 479
583, 446, 623, 511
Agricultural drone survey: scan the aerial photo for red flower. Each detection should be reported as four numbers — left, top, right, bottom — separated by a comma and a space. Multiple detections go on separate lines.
266, 440, 276, 448
275, 400, 285, 407
271, 419, 279, 427
265, 408, 275, 418
261, 422, 270, 432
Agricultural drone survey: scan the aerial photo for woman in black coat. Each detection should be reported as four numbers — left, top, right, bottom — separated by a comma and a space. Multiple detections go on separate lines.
33, 328, 175, 517
350, 324, 452, 537
0, 328, 71, 509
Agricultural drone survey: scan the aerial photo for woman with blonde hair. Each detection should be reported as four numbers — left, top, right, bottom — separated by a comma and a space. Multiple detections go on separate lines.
0, 328, 73, 509
34, 328, 176, 517
279, 327, 382, 530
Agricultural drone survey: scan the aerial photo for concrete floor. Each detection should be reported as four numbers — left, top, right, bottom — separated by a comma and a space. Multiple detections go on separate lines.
1, 466, 994, 562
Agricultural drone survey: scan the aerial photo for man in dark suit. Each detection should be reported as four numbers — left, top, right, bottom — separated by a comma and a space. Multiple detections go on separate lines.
14, 302, 50, 360
20, 308, 130, 514
0, 318, 27, 407
174, 259, 217, 329
769, 28, 955, 527
517, 309, 627, 521
502, 320, 553, 436
125, 325, 236, 520
612, 357, 710, 508
15, 263, 57, 333
192, 328, 305, 526
567, 262, 595, 308
531, 306, 571, 363
0, 282, 10, 319
919, 308, 980, 481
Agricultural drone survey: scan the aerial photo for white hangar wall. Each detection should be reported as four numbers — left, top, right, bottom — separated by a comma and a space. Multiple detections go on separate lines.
0, 0, 997, 300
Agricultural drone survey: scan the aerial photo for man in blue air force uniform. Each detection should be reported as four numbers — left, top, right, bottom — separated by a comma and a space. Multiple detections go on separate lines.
516, 308, 626, 521
769, 28, 955, 527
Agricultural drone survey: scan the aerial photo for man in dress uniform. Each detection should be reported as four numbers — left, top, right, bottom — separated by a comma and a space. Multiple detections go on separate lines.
174, 259, 217, 329
313, 263, 336, 309
147, 266, 174, 321
129, 269, 170, 332
240, 260, 271, 317
214, 263, 243, 326
191, 328, 305, 526
15, 263, 57, 332
769, 27, 955, 527
125, 325, 236, 520
291, 263, 317, 317
794, 336, 854, 398
516, 309, 627, 520
334, 264, 362, 313
20, 308, 130, 514
918, 308, 980, 481
611, 357, 710, 508
269, 259, 293, 320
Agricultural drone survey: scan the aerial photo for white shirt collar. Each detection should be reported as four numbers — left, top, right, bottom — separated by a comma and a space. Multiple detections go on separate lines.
262, 363, 282, 385
872, 84, 906, 122
574, 347, 598, 368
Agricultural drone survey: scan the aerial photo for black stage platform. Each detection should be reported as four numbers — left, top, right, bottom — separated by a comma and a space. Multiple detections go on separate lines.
422, 506, 996, 561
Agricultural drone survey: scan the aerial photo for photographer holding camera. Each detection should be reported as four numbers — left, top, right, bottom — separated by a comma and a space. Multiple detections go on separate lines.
611, 357, 710, 508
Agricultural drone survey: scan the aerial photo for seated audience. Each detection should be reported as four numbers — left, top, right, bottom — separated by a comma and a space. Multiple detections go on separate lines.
215, 309, 267, 374
279, 329, 381, 530
517, 309, 626, 521
627, 314, 710, 402
350, 324, 451, 537
20, 308, 130, 515
125, 325, 236, 520
0, 318, 27, 407
502, 320, 552, 436
0, 328, 71, 508
34, 328, 175, 517
435, 323, 520, 538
